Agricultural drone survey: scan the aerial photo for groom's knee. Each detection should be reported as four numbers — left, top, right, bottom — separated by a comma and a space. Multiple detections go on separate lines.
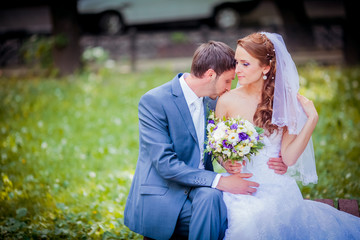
194, 187, 223, 205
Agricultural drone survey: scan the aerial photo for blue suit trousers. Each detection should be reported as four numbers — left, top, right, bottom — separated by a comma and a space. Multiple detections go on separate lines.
173, 187, 228, 240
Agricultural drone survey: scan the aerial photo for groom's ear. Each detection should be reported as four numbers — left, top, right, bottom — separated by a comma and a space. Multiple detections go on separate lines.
204, 69, 217, 81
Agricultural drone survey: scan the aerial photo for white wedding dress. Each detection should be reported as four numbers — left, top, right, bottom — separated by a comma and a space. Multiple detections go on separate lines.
223, 131, 360, 240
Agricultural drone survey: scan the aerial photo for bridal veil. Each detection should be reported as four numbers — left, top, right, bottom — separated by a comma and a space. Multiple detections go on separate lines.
262, 32, 318, 185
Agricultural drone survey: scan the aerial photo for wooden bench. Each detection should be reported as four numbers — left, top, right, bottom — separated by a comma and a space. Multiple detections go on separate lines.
314, 198, 360, 217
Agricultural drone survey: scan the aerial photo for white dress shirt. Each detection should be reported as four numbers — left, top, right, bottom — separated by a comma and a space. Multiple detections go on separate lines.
179, 73, 221, 188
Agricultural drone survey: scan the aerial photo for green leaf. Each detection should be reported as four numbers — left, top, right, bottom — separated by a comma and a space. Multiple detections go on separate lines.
16, 208, 27, 219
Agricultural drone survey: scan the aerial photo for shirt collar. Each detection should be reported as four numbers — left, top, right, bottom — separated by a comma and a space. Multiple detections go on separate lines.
179, 73, 203, 106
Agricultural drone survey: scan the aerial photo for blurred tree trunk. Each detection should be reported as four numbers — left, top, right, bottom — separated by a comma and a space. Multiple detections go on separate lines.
50, 0, 81, 75
274, 0, 314, 51
343, 0, 360, 65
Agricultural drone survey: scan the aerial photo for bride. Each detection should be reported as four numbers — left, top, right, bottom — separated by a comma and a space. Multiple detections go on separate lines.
215, 32, 360, 239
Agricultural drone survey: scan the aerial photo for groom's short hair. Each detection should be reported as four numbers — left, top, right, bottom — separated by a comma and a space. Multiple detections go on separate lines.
191, 41, 235, 78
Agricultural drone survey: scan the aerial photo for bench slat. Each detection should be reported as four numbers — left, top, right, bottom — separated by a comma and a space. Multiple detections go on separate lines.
338, 199, 360, 217
315, 198, 335, 207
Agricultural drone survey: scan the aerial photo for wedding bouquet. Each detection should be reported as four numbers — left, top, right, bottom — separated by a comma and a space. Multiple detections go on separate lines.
205, 110, 265, 164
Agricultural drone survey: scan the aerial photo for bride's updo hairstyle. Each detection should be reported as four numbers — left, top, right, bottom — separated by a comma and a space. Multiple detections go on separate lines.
237, 32, 278, 134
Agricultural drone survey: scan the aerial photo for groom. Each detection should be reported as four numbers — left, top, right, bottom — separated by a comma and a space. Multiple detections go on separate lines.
124, 41, 287, 240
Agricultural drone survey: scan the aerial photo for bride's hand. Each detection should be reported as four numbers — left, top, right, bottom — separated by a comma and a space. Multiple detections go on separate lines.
223, 160, 243, 174
268, 152, 287, 174
297, 93, 318, 121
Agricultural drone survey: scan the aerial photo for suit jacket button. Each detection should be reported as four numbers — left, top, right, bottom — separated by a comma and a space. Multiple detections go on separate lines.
184, 190, 188, 195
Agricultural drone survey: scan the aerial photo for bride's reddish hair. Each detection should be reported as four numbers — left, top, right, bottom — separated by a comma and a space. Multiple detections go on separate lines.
237, 33, 279, 134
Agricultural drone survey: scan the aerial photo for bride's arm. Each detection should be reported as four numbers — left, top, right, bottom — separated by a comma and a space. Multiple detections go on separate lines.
281, 94, 318, 166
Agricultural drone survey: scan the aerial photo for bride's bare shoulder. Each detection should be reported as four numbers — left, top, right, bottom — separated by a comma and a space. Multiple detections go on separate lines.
218, 88, 245, 102
217, 91, 231, 103
216, 88, 245, 117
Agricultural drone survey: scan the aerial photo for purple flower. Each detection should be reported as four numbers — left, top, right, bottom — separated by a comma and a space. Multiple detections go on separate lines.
230, 123, 238, 130
208, 119, 215, 124
238, 132, 249, 141
222, 140, 232, 149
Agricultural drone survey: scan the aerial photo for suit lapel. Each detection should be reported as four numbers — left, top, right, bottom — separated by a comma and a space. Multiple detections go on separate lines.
171, 74, 198, 144
171, 75, 218, 171
203, 97, 217, 141
203, 97, 217, 171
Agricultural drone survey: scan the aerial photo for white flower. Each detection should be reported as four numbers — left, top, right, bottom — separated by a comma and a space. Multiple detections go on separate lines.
237, 125, 246, 133
217, 121, 226, 128
242, 146, 251, 155
41, 142, 48, 149
245, 120, 256, 133
89, 171, 96, 178
213, 128, 225, 141
207, 123, 215, 133
223, 149, 231, 158
235, 144, 244, 151
227, 132, 239, 145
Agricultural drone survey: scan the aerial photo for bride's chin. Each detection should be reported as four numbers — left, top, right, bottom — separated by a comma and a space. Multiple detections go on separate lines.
238, 80, 248, 86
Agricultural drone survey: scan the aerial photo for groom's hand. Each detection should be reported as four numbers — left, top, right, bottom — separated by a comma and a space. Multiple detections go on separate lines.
267, 152, 288, 174
216, 174, 259, 195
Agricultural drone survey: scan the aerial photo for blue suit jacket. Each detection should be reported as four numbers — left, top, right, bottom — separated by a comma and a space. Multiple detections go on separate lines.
124, 73, 218, 239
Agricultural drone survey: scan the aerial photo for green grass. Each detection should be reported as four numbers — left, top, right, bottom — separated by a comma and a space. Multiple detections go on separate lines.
1, 64, 359, 239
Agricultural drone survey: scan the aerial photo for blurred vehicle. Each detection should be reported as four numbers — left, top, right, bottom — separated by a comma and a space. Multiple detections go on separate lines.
77, 0, 259, 35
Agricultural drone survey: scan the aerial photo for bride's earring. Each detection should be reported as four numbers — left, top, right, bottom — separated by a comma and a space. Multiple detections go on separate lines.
263, 74, 267, 80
